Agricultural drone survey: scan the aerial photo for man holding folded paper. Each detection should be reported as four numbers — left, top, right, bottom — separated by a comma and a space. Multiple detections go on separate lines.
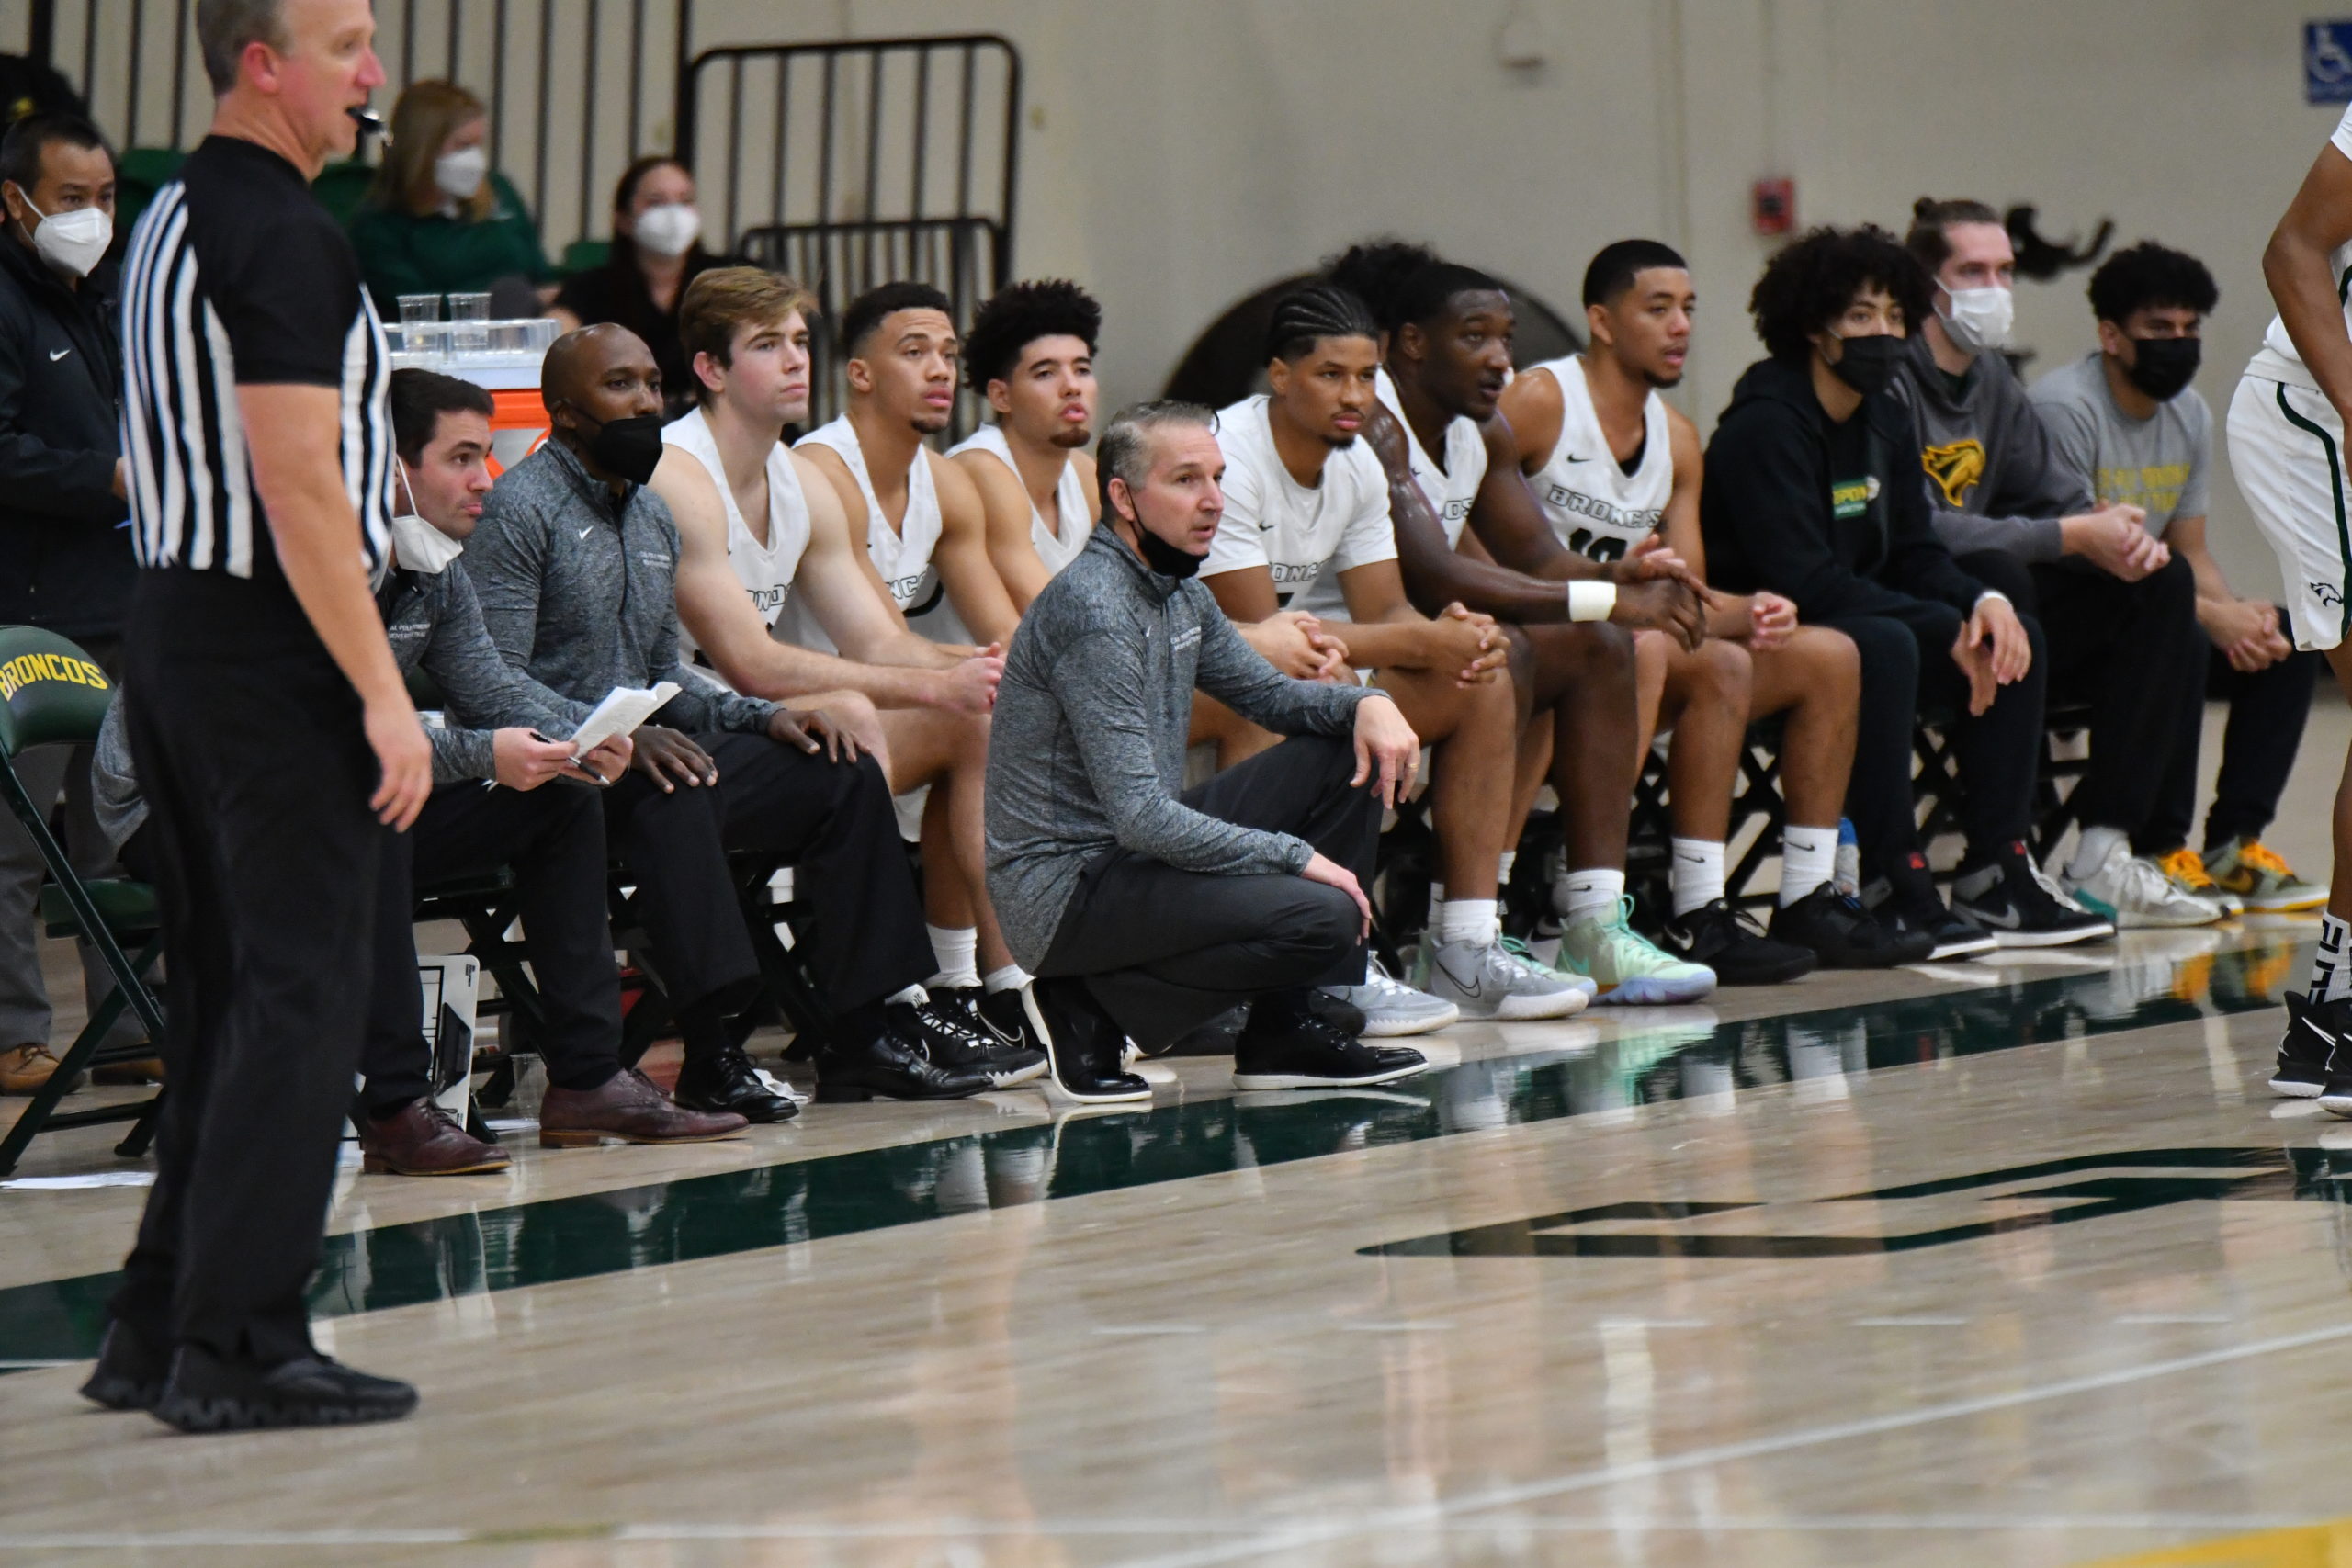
95, 368, 749, 1170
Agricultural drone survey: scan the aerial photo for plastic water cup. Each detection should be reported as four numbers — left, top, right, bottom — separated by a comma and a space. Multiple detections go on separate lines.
447, 292, 492, 353
405, 320, 452, 360
398, 293, 441, 337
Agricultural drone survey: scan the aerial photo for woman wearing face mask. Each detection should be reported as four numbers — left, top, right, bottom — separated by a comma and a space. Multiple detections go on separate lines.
348, 80, 549, 319
549, 156, 731, 416
1702, 225, 2109, 960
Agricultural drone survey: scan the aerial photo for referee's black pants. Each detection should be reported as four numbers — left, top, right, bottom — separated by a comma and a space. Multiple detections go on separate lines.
596, 731, 933, 1032
1035, 735, 1378, 1051
361, 780, 623, 1114
109, 573, 387, 1369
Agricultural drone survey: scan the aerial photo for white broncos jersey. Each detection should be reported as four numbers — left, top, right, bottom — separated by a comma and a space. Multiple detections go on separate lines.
1521, 355, 1670, 562
1203, 393, 1396, 618
792, 414, 970, 650
662, 408, 811, 673
2248, 98, 2352, 394
947, 422, 1093, 579
1374, 367, 1487, 547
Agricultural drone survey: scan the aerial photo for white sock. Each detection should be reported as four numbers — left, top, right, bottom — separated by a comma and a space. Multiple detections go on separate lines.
983, 964, 1030, 993
1781, 825, 1837, 907
1437, 898, 1499, 947
1498, 851, 1518, 886
1669, 838, 1725, 917
1555, 866, 1625, 927
2068, 824, 2128, 883
1429, 882, 1446, 909
2313, 913, 2352, 1004
887, 984, 929, 1008
926, 924, 979, 990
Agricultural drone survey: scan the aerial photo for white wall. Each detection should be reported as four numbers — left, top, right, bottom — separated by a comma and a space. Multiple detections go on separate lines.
671, 0, 2348, 593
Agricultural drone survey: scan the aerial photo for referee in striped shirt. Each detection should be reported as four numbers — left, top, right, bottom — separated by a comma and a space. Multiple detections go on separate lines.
81, 0, 431, 1432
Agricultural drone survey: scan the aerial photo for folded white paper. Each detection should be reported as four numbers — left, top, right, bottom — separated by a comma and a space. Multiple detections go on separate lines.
564, 681, 679, 761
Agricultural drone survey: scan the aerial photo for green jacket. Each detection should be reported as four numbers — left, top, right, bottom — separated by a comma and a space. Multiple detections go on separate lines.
348, 171, 548, 314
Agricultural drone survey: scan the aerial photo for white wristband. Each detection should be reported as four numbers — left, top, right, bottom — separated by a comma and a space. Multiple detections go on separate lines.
1973, 589, 2010, 612
1566, 581, 1618, 623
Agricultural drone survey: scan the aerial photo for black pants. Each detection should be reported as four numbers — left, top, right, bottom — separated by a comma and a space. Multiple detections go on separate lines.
596, 731, 932, 1027
109, 572, 386, 1368
1036, 735, 1379, 1050
2001, 553, 2207, 838
362, 780, 623, 1113
2143, 624, 2321, 854
1826, 574, 2050, 881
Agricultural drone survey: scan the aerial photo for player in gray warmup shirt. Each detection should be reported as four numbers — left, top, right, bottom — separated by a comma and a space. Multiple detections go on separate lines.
987, 400, 1428, 1103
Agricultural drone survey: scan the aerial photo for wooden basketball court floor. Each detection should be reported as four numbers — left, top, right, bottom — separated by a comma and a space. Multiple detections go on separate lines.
3, 910, 2352, 1568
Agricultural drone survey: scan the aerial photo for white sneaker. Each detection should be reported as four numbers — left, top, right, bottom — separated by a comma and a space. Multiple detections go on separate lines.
2064, 840, 2224, 930
1320, 955, 1459, 1037
1423, 937, 1590, 1021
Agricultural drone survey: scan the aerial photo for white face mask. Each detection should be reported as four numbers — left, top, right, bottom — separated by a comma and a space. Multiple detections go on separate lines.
17, 192, 110, 278
631, 202, 701, 259
1938, 283, 2014, 355
433, 145, 488, 204
388, 466, 464, 573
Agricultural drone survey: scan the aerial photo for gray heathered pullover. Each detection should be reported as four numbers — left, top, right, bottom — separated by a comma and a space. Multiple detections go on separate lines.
1891, 333, 2092, 564
92, 556, 591, 847
985, 525, 1370, 970
465, 438, 779, 734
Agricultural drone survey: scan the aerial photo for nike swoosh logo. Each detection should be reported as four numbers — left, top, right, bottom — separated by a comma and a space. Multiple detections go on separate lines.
577, 526, 594, 540
1561, 452, 1589, 463
47, 348, 68, 361
1970, 905, 2024, 929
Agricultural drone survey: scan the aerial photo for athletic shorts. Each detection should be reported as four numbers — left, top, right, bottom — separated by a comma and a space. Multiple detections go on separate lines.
2228, 373, 2352, 651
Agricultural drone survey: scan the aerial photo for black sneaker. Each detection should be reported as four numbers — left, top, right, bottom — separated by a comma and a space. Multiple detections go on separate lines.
1232, 1008, 1427, 1090
813, 1026, 994, 1102
1659, 898, 1817, 985
152, 1343, 417, 1433
932, 987, 1051, 1088
673, 1043, 800, 1123
1870, 866, 1997, 960
1951, 841, 2115, 948
1025, 976, 1150, 1103
1770, 886, 1934, 968
2276, 993, 2343, 1098
80, 1318, 168, 1413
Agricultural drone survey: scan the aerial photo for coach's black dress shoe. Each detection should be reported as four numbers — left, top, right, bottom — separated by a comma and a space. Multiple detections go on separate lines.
673, 1043, 800, 1123
80, 1318, 168, 1412
1028, 977, 1150, 1103
152, 1343, 418, 1433
813, 1027, 995, 1101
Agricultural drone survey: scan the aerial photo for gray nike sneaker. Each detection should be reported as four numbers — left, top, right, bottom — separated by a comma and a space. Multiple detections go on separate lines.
1320, 955, 1459, 1037
1423, 937, 1591, 1021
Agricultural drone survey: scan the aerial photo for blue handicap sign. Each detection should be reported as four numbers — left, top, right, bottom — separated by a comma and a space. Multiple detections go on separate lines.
2310, 21, 2352, 104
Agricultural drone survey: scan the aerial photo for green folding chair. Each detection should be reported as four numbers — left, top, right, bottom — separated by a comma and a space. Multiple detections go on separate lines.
0, 627, 166, 1176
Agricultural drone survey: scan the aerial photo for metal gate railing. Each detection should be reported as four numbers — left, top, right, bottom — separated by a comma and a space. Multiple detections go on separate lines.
680, 34, 1020, 434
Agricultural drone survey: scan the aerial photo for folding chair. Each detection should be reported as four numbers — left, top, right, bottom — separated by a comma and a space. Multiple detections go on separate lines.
0, 628, 166, 1176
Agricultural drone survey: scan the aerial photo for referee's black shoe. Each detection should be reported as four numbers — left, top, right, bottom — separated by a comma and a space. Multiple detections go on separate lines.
152, 1343, 417, 1432
1026, 976, 1150, 1104
673, 1042, 800, 1123
80, 1318, 168, 1412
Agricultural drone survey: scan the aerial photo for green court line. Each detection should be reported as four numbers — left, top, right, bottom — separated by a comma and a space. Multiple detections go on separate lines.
0, 940, 2307, 1365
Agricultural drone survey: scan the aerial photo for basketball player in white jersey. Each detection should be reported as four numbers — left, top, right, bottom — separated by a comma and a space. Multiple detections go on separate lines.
649, 269, 1046, 1067
2235, 103, 2352, 1110
1498, 240, 1902, 975
1201, 284, 1588, 1022
951, 280, 1101, 607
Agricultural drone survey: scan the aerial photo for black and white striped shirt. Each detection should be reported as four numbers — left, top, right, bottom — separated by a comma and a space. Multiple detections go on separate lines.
120, 135, 391, 584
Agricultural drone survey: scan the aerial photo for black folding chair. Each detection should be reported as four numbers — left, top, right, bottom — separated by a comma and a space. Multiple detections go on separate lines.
0, 628, 166, 1176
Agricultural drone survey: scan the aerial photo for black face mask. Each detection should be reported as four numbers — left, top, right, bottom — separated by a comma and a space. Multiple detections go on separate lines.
567, 409, 666, 487
1826, 333, 1905, 397
2124, 335, 2200, 402
1134, 520, 1205, 580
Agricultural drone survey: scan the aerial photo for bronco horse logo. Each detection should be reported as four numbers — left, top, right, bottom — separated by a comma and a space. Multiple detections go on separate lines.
1921, 438, 1988, 506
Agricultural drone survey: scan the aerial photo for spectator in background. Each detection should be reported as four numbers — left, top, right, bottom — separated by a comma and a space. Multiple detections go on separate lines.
348, 79, 548, 318
2031, 242, 2327, 913
0, 110, 130, 1096
550, 156, 728, 417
